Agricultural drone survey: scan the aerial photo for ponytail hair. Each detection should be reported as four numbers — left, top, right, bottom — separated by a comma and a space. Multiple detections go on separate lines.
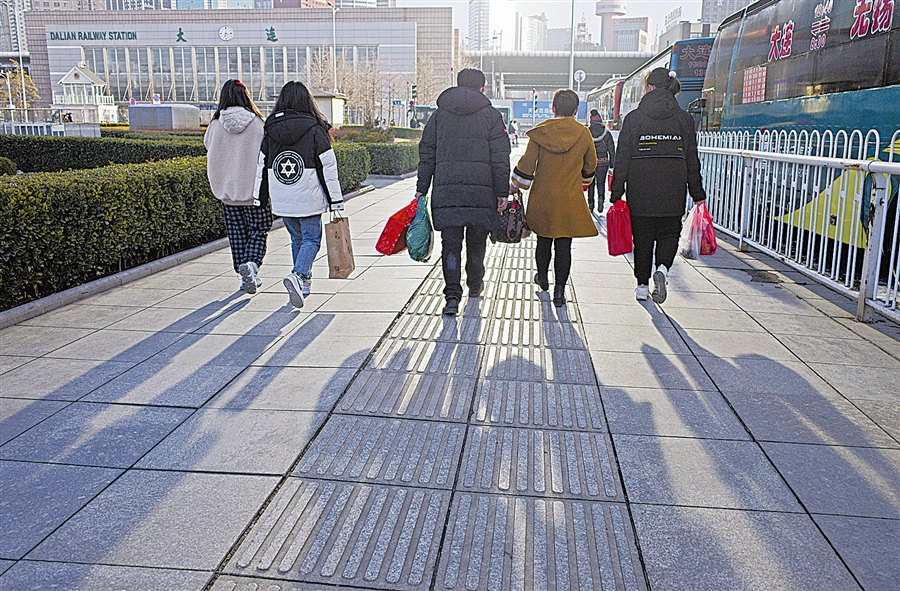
645, 67, 681, 95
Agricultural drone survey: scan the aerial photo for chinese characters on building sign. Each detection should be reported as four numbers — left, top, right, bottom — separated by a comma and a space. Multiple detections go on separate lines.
851, 0, 894, 39
742, 65, 766, 104
810, 0, 832, 50
267, 27, 278, 42
768, 21, 794, 61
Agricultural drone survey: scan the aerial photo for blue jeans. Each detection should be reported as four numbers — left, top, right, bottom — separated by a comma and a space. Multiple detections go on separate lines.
282, 215, 322, 279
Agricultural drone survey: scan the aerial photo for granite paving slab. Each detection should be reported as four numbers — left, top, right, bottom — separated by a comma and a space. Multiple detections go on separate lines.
192, 310, 307, 337
458, 425, 622, 501
472, 379, 606, 431
854, 400, 900, 441
0, 398, 70, 446
147, 333, 279, 367
631, 505, 860, 591
805, 362, 900, 403
722, 390, 899, 448
600, 387, 751, 440
104, 303, 230, 333
751, 312, 862, 339
582, 323, 690, 355
254, 333, 377, 369
207, 366, 356, 412
699, 356, 837, 396
0, 461, 121, 559
77, 287, 183, 308
45, 329, 185, 363
577, 302, 667, 327
0, 358, 135, 402
26, 470, 277, 570
225, 479, 450, 591
83, 362, 246, 407
0, 402, 190, 468
136, 409, 327, 474
337, 371, 476, 422
318, 291, 420, 313
211, 575, 365, 590
0, 562, 212, 591
592, 351, 717, 391
762, 442, 900, 518
0, 560, 13, 576
660, 306, 766, 332
435, 494, 646, 591
813, 514, 900, 591
675, 327, 797, 360
0, 325, 95, 357
0, 356, 34, 375
614, 435, 802, 511
777, 334, 900, 368
291, 416, 464, 489
19, 303, 142, 330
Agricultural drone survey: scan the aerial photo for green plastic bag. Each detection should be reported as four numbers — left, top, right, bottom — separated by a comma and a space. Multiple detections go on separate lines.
406, 194, 433, 262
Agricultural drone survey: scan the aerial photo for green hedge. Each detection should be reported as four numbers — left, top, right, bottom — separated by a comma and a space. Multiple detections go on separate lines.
0, 157, 15, 176
0, 135, 206, 173
364, 142, 419, 176
333, 142, 371, 193
101, 129, 205, 142
0, 156, 223, 311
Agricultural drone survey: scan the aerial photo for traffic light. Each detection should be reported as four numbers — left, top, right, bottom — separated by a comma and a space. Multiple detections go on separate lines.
411, 84, 417, 103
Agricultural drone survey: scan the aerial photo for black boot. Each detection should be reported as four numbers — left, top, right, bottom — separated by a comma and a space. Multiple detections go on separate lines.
443, 297, 460, 316
534, 272, 549, 291
553, 285, 566, 307
587, 199, 594, 211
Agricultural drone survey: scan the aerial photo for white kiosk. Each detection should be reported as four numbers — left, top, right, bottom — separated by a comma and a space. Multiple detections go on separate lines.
51, 64, 117, 124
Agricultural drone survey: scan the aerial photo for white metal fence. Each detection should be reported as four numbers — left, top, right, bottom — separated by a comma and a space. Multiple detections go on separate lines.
697, 129, 900, 322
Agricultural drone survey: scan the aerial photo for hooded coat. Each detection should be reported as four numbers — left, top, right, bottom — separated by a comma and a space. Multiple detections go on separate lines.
204, 106, 264, 206
253, 110, 344, 218
416, 86, 511, 231
511, 116, 598, 239
610, 89, 706, 217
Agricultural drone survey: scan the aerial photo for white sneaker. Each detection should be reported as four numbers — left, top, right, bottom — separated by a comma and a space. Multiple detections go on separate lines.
301, 277, 311, 298
635, 284, 649, 301
652, 266, 668, 304
238, 262, 261, 294
283, 273, 305, 308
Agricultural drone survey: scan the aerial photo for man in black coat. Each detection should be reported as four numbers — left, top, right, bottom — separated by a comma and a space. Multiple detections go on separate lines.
416, 68, 511, 315
587, 109, 616, 212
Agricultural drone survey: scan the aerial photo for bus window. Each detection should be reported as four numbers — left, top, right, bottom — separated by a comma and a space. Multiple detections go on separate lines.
889, 30, 900, 87
764, 51, 816, 101
703, 25, 738, 128
814, 36, 888, 93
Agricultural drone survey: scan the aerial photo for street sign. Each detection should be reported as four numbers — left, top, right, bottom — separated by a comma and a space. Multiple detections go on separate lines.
392, 100, 403, 105
574, 70, 586, 83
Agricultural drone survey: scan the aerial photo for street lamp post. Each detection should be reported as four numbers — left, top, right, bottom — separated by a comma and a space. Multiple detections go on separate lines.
331, 3, 339, 94
1, 0, 27, 122
465, 36, 497, 73
568, 0, 576, 90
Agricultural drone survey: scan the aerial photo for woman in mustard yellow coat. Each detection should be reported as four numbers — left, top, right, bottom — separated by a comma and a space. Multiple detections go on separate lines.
511, 89, 598, 307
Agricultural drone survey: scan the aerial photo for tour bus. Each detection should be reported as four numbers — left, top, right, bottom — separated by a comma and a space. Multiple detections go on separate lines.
699, 0, 900, 139
584, 77, 625, 129
617, 37, 715, 127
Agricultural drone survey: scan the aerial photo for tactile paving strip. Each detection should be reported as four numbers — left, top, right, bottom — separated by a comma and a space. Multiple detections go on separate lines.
485, 313, 587, 349
339, 371, 476, 422
227, 479, 450, 591
472, 379, 606, 430
292, 416, 465, 489
389, 311, 491, 344
436, 493, 646, 591
481, 344, 596, 384
458, 426, 621, 501
367, 339, 483, 377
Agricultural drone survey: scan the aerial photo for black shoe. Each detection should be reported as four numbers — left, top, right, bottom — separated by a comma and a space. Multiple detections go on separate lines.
468, 283, 484, 297
443, 298, 460, 316
534, 273, 549, 291
553, 285, 566, 307
587, 200, 595, 211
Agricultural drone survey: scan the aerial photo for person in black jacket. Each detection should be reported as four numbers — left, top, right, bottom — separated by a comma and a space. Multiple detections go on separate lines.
416, 68, 511, 316
587, 109, 616, 212
610, 67, 707, 304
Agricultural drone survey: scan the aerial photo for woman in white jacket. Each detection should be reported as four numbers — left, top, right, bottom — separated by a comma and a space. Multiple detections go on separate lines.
254, 81, 344, 309
204, 80, 271, 293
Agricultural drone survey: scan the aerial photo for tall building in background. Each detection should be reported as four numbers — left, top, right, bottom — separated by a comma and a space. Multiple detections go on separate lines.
546, 16, 599, 51
612, 16, 650, 51
107, 0, 174, 8
595, 0, 626, 50
467, 0, 514, 50
272, 0, 332, 7
701, 0, 752, 25
2, 0, 31, 53
515, 12, 547, 51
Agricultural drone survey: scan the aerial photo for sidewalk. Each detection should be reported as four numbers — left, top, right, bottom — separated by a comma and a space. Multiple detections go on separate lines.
1, 175, 898, 591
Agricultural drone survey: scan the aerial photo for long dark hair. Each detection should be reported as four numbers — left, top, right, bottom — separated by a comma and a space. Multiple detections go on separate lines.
273, 81, 331, 136
213, 79, 263, 120
645, 67, 681, 95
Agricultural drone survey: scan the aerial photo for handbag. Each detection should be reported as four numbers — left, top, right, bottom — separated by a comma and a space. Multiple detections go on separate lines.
376, 198, 418, 255
606, 200, 633, 256
491, 193, 530, 243
406, 194, 433, 262
325, 213, 355, 278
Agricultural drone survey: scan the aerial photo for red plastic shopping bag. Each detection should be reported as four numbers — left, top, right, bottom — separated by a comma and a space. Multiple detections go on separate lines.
607, 172, 614, 193
376, 198, 418, 255
606, 200, 633, 256
679, 201, 717, 259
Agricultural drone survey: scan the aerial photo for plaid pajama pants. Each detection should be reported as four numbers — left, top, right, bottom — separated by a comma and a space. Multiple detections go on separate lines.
222, 202, 273, 273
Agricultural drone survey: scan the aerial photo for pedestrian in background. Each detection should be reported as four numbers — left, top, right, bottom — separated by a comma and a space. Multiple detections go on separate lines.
254, 81, 344, 309
511, 89, 598, 308
587, 108, 616, 212
610, 67, 707, 303
204, 79, 271, 294
509, 119, 519, 146
417, 68, 511, 316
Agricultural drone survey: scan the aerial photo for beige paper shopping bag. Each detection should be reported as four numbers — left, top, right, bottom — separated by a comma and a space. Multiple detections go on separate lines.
325, 215, 355, 279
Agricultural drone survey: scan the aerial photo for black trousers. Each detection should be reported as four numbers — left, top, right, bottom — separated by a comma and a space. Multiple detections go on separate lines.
631, 215, 682, 284
535, 236, 573, 287
586, 164, 609, 207
441, 225, 489, 300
